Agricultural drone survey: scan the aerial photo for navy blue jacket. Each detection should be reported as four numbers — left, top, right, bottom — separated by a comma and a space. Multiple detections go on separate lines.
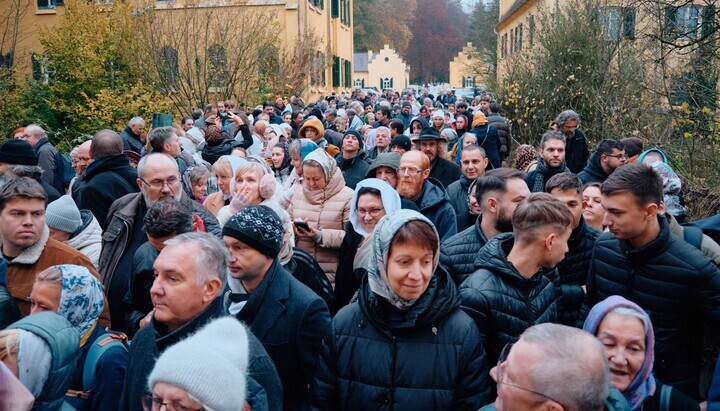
468, 123, 501, 169
412, 178, 458, 242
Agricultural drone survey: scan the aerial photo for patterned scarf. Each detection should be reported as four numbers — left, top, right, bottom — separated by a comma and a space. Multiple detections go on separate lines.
532, 157, 569, 192
56, 264, 104, 345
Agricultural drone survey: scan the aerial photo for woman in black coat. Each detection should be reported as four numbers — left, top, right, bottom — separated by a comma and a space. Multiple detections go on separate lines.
311, 210, 493, 411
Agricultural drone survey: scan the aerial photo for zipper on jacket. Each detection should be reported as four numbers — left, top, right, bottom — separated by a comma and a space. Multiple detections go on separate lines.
104, 217, 131, 291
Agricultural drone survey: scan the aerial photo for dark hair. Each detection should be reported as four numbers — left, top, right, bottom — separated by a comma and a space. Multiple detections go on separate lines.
457, 102, 468, 109
144, 198, 194, 239
473, 168, 525, 206
364, 102, 373, 109
596, 139, 625, 156
540, 130, 566, 149
488, 102, 501, 114
356, 186, 382, 207
480, 94, 492, 102
262, 101, 273, 108
181, 115, 193, 124
545, 172, 583, 195
513, 192, 573, 242
191, 109, 203, 120
375, 106, 391, 118
91, 129, 124, 158
389, 119, 405, 134
601, 163, 662, 206
148, 126, 177, 154
0, 177, 47, 212
390, 220, 438, 259
292, 111, 303, 120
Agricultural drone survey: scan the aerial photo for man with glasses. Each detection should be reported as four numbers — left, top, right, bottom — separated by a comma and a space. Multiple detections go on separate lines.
397, 150, 457, 241
482, 323, 614, 411
578, 139, 627, 184
99, 153, 221, 332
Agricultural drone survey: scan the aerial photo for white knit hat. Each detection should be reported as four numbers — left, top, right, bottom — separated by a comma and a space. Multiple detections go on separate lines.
45, 195, 82, 234
432, 109, 445, 119
148, 317, 249, 411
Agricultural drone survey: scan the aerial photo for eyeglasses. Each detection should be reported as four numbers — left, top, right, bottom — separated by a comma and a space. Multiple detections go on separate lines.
604, 153, 627, 160
357, 208, 384, 217
398, 167, 424, 176
496, 343, 565, 407
140, 176, 179, 190
142, 394, 203, 411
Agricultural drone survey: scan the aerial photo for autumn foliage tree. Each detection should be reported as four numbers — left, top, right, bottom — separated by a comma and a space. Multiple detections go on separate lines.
353, 0, 417, 55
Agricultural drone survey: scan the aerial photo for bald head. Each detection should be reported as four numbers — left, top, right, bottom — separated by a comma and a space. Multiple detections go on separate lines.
91, 129, 124, 159
137, 153, 178, 180
401, 150, 431, 171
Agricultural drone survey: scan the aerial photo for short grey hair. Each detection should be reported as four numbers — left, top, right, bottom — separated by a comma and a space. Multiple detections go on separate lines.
24, 124, 47, 139
137, 153, 178, 180
520, 323, 609, 411
555, 110, 581, 127
375, 126, 390, 138
606, 306, 651, 335
129, 116, 145, 126
148, 126, 177, 153
6, 164, 44, 179
324, 109, 337, 118
164, 232, 228, 287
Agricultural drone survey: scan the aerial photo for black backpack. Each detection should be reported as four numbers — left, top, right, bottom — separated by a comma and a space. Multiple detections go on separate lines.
53, 151, 75, 192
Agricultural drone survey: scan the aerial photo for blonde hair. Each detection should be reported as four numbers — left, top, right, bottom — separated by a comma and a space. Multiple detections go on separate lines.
0, 329, 19, 362
212, 158, 232, 177
36, 266, 63, 286
235, 162, 266, 181
513, 192, 573, 242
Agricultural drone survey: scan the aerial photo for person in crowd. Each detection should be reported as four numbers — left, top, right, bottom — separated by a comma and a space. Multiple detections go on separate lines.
45, 195, 102, 268
390, 135, 412, 155
582, 182, 605, 232
334, 178, 402, 312
468, 112, 502, 169
366, 126, 391, 160
120, 117, 145, 154
621, 137, 644, 164
580, 163, 720, 399
487, 102, 511, 162
388, 119, 404, 138
146, 126, 197, 175
262, 100, 284, 124
396, 101, 413, 129
181, 166, 210, 204
77, 130, 139, 227
69, 140, 92, 196
203, 155, 246, 216
123, 199, 196, 338
99, 153, 220, 332
441, 169, 529, 285
1, 312, 80, 411
455, 114, 469, 139
584, 295, 701, 410
524, 130, 570, 192
643, 152, 687, 222
0, 177, 108, 321
22, 124, 60, 191
299, 117, 327, 149
200, 113, 249, 164
449, 132, 478, 165
460, 192, 572, 367
578, 139, 627, 184
0, 139, 61, 203
29, 265, 128, 411
120, 232, 283, 411
222, 206, 330, 410
431, 109, 447, 133
365, 151, 400, 189
513, 144, 538, 173
311, 210, 493, 410
407, 116, 428, 139
373, 106, 391, 129
447, 145, 488, 232
289, 148, 353, 285
417, 126, 462, 189
397, 150, 457, 242
483, 323, 619, 411
335, 130, 370, 190
457, 102, 474, 128
271, 142, 293, 185
545, 173, 601, 325
555, 110, 589, 173
145, 317, 257, 411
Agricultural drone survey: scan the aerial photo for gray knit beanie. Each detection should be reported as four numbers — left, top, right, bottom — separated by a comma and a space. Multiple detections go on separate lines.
148, 317, 249, 411
222, 205, 284, 258
45, 195, 82, 234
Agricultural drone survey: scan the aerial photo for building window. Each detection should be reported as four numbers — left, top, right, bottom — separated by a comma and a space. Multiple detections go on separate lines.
518, 24, 523, 51
666, 5, 704, 40
464, 76, 475, 88
37, 0, 56, 9
0, 52, 13, 69
529, 15, 535, 46
208, 44, 229, 89
510, 30, 514, 55
309, 0, 324, 10
381, 77, 392, 90
354, 78, 364, 88
600, 7, 635, 41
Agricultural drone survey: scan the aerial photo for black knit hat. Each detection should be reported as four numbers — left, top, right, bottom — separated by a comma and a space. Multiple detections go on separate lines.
222, 205, 284, 258
390, 135, 412, 152
0, 140, 39, 166
343, 130, 364, 150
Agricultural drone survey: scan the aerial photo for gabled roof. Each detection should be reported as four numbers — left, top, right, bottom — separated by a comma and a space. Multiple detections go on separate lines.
499, 0, 532, 25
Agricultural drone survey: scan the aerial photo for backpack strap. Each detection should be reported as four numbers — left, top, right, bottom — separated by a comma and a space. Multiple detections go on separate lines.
683, 226, 704, 250
82, 332, 129, 392
659, 384, 673, 411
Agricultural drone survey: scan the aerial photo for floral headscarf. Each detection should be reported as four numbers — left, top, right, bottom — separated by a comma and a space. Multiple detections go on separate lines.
55, 265, 104, 342
368, 210, 440, 310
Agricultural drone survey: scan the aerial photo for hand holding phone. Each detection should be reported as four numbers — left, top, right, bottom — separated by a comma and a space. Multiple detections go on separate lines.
294, 220, 310, 231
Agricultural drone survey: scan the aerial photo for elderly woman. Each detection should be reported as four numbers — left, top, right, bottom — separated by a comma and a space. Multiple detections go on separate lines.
29, 265, 128, 411
288, 148, 353, 285
182, 166, 211, 204
311, 210, 492, 410
203, 155, 246, 216
334, 178, 402, 313
583, 295, 700, 411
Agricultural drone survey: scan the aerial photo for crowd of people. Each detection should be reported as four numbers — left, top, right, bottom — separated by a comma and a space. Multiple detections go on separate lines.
2, 86, 720, 411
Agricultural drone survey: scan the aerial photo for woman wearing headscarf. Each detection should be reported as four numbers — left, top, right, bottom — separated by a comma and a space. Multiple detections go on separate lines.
271, 142, 293, 185
334, 179, 402, 313
1, 312, 80, 411
29, 265, 128, 411
311, 210, 492, 410
281, 139, 318, 208
203, 155, 247, 216
288, 148, 353, 286
583, 295, 700, 411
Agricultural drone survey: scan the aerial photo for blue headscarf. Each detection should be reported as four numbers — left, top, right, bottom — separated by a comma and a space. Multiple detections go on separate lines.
55, 265, 104, 343
583, 295, 656, 410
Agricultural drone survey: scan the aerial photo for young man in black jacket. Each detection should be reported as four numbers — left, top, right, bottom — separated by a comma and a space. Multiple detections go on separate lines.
579, 163, 720, 399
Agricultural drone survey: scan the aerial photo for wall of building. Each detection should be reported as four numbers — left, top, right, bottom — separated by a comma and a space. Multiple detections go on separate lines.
449, 42, 491, 88
356, 44, 409, 91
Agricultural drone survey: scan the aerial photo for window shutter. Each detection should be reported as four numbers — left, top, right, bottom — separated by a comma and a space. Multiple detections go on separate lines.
390, 78, 394, 89
622, 8, 636, 38
332, 56, 340, 87
702, 5, 715, 39
331, 0, 339, 18
361, 79, 364, 88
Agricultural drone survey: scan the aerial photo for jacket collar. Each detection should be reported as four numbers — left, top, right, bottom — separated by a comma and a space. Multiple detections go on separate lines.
474, 233, 550, 289
621, 215, 671, 260
234, 260, 290, 339
416, 178, 448, 210
153, 296, 224, 352
5, 225, 50, 265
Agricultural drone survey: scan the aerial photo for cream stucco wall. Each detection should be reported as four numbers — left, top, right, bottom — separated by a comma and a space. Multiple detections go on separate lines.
449, 42, 491, 88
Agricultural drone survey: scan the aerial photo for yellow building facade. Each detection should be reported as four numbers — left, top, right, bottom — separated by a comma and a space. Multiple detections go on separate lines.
448, 42, 491, 89
353, 44, 410, 91
1, 0, 353, 102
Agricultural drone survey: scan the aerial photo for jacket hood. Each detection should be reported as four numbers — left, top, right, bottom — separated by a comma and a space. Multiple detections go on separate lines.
582, 152, 606, 179
9, 312, 80, 411
349, 178, 402, 237
299, 118, 325, 140
366, 152, 401, 178
409, 117, 430, 132
417, 178, 450, 211
68, 210, 102, 250
637, 148, 668, 165
474, 233, 552, 287
472, 112, 488, 128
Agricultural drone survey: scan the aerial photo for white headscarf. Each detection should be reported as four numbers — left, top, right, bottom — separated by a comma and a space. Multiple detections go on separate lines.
349, 179, 402, 237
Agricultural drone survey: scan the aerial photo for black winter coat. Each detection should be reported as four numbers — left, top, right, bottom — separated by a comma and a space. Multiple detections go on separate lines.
120, 126, 143, 154
468, 124, 501, 169
123, 242, 159, 339
579, 216, 720, 399
577, 152, 608, 184
486, 113, 511, 159
565, 129, 590, 174
335, 151, 370, 190
556, 217, 599, 325
310, 267, 493, 411
79, 154, 139, 229
413, 178, 458, 242
440, 216, 491, 286
428, 156, 462, 190
333, 222, 365, 313
0, 284, 21, 329
446, 176, 476, 232
460, 233, 561, 366
201, 133, 244, 165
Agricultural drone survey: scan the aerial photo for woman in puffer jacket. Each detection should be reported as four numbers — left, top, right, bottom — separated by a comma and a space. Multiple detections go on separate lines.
288, 148, 353, 285
310, 210, 493, 411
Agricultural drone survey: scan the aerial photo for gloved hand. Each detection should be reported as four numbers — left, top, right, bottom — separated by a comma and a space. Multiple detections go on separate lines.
229, 186, 255, 214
